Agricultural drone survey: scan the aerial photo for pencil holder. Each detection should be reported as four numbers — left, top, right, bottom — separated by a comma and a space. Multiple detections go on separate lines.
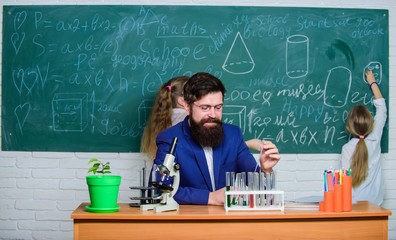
323, 169, 352, 212
334, 184, 343, 212
324, 191, 334, 212
343, 175, 352, 211
319, 201, 325, 212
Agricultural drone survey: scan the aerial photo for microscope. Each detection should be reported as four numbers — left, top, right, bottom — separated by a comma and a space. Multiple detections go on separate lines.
140, 137, 180, 213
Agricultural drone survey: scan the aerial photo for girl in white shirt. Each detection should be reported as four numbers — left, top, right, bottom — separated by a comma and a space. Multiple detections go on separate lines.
340, 70, 387, 205
140, 76, 189, 160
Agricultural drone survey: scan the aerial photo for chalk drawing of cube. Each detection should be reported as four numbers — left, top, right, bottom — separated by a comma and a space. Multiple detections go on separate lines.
138, 99, 154, 129
52, 93, 88, 132
222, 105, 246, 134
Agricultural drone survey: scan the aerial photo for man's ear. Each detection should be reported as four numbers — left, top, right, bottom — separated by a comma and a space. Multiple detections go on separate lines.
182, 99, 190, 116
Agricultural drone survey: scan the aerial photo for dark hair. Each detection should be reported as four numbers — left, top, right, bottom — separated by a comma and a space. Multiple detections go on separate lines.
183, 72, 226, 105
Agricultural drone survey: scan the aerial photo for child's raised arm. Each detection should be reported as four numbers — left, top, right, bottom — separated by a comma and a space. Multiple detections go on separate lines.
365, 70, 383, 99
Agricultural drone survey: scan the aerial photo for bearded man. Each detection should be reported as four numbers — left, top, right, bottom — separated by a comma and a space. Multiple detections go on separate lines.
152, 72, 280, 205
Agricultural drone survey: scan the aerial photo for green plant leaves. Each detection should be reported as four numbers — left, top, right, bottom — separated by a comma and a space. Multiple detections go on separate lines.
88, 159, 111, 175
88, 158, 99, 164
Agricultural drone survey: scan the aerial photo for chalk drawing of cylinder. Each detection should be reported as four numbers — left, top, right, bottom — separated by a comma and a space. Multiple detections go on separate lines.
324, 66, 351, 108
286, 35, 309, 78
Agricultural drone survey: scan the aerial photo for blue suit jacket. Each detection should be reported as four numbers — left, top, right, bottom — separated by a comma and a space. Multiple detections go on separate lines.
153, 117, 258, 205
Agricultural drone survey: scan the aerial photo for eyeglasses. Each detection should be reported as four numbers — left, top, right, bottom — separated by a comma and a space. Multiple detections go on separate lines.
193, 103, 224, 112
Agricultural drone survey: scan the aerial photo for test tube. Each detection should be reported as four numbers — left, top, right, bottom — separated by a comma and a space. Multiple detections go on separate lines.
248, 172, 254, 208
259, 172, 266, 206
241, 172, 247, 206
266, 171, 275, 205
226, 172, 231, 207
231, 172, 236, 205
254, 172, 259, 206
235, 173, 241, 205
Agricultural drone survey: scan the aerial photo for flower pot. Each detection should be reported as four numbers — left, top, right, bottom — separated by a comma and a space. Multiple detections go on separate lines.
86, 175, 121, 213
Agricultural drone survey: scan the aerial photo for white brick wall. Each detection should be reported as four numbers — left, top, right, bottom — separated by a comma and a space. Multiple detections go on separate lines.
0, 0, 395, 239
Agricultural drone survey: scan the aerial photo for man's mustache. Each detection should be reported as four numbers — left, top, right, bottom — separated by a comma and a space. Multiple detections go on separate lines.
201, 118, 222, 124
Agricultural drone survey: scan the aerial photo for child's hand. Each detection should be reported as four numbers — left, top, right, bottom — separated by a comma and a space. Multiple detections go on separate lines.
365, 70, 376, 85
245, 139, 262, 152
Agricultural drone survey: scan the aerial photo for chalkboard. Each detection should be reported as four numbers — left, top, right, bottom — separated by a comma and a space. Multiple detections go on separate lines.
2, 5, 389, 153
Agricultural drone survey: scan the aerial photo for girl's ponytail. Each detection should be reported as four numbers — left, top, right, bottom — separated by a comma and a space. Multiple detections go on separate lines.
346, 105, 374, 188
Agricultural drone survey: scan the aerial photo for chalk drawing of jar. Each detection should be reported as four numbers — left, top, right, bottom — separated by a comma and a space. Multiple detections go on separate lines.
286, 35, 309, 78
222, 32, 255, 75
324, 66, 351, 108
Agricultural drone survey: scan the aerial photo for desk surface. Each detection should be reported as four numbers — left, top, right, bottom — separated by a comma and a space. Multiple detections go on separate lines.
71, 202, 392, 240
71, 201, 391, 220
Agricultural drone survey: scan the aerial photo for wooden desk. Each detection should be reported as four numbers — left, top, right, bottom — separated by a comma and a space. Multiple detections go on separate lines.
71, 201, 391, 240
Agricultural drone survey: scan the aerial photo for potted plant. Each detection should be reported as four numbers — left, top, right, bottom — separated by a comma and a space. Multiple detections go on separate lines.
86, 158, 121, 213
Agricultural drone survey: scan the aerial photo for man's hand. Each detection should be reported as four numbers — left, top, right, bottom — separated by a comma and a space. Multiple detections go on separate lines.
208, 187, 226, 205
259, 141, 280, 173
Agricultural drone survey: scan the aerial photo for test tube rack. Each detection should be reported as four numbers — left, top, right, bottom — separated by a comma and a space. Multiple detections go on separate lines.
224, 190, 284, 212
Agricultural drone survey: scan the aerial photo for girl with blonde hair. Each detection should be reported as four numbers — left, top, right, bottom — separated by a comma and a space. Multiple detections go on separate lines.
341, 70, 387, 205
140, 76, 189, 160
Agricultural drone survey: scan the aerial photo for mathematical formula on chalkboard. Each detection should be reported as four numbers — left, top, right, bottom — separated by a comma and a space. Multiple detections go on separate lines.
2, 5, 389, 153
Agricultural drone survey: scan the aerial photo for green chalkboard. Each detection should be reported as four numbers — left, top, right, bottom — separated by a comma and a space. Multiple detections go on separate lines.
2, 5, 389, 153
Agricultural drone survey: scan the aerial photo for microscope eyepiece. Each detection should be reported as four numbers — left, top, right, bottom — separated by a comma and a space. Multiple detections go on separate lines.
168, 137, 178, 155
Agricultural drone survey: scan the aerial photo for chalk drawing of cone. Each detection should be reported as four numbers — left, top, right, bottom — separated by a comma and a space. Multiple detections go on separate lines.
286, 35, 309, 78
222, 32, 255, 75
324, 66, 351, 108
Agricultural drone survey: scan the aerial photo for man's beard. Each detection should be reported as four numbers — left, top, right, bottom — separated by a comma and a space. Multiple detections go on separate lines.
190, 117, 223, 147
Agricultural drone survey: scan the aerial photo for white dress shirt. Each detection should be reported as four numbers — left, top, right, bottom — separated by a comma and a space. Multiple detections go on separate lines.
202, 146, 216, 191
